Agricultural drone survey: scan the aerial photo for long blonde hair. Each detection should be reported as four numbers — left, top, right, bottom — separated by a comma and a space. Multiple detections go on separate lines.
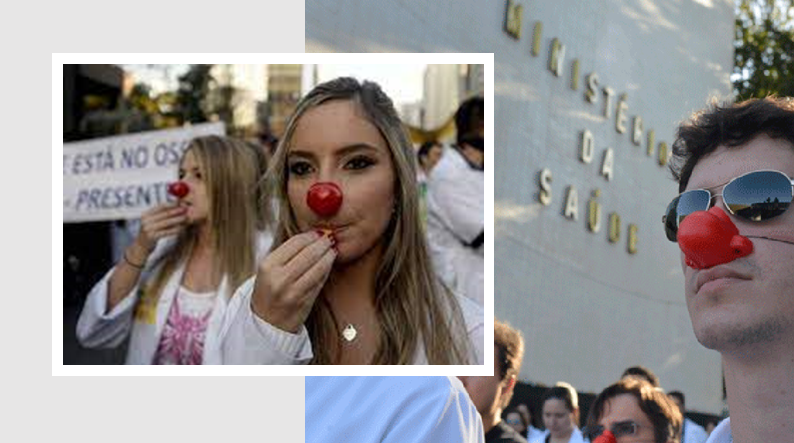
267, 77, 471, 364
148, 135, 268, 301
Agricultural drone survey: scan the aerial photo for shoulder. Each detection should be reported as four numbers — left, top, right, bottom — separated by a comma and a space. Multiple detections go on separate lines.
704, 417, 730, 443
306, 376, 478, 441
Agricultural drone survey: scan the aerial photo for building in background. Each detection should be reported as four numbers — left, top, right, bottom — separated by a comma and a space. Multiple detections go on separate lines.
267, 64, 303, 137
423, 64, 460, 130
307, 0, 734, 417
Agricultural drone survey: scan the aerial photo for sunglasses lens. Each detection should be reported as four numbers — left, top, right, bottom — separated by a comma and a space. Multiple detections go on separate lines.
664, 190, 711, 242
664, 195, 681, 241
677, 189, 712, 226
724, 171, 792, 221
612, 421, 638, 437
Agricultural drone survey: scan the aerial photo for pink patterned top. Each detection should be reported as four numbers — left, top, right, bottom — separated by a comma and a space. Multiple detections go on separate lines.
153, 286, 216, 365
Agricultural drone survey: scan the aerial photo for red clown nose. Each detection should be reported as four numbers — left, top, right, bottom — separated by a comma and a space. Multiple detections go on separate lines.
677, 206, 753, 269
167, 181, 189, 199
592, 429, 617, 443
306, 182, 343, 217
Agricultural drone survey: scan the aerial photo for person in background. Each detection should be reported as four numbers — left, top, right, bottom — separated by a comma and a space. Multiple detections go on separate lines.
416, 140, 443, 229
505, 403, 546, 442
459, 319, 527, 443
667, 391, 708, 443
666, 97, 794, 443
426, 97, 484, 306
504, 410, 528, 437
621, 365, 661, 388
306, 376, 484, 443
220, 77, 483, 365
418, 140, 443, 176
76, 135, 272, 364
583, 377, 682, 443
520, 402, 548, 442
538, 382, 586, 443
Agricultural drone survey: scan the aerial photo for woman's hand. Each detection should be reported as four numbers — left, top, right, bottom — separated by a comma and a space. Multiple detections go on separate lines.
251, 231, 337, 333
133, 204, 188, 256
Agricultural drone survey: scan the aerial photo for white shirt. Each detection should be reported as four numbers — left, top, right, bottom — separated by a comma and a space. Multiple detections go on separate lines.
305, 376, 484, 443
426, 147, 484, 306
683, 417, 709, 443
705, 418, 731, 443
219, 276, 484, 364
529, 427, 586, 443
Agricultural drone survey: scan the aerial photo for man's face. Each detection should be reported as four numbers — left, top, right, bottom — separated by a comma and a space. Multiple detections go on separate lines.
596, 394, 660, 442
682, 134, 794, 351
458, 352, 509, 418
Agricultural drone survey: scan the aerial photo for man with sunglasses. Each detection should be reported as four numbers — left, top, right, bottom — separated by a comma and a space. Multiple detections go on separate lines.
583, 377, 682, 443
663, 97, 794, 443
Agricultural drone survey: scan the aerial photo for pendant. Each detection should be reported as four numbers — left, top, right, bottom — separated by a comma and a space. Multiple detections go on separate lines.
342, 324, 357, 342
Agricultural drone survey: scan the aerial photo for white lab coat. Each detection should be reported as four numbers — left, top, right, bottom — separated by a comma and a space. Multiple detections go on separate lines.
705, 418, 730, 443
306, 376, 485, 443
76, 232, 272, 364
219, 276, 484, 364
426, 146, 484, 306
682, 418, 709, 443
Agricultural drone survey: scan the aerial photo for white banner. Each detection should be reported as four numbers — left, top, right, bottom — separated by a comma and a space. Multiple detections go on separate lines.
63, 122, 225, 223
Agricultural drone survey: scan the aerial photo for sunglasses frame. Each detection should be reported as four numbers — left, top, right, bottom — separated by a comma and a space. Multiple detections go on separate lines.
663, 169, 794, 242
583, 420, 643, 440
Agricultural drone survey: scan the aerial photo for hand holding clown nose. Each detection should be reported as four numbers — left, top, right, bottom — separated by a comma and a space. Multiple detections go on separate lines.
250, 182, 341, 334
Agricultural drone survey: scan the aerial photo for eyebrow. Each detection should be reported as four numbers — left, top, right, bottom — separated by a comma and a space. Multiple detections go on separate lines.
288, 143, 383, 159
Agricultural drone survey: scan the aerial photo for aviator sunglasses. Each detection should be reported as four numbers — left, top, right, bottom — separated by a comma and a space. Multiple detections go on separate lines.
663, 170, 794, 242
583, 420, 646, 441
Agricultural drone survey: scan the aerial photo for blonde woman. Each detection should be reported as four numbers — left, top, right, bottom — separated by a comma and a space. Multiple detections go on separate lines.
76, 135, 273, 364
221, 77, 484, 364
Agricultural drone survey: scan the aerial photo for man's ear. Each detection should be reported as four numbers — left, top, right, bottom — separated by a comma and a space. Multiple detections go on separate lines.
502, 375, 516, 396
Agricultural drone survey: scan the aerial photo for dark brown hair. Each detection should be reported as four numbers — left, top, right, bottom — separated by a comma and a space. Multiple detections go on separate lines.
671, 97, 794, 192
622, 365, 661, 388
495, 319, 524, 406
585, 377, 682, 443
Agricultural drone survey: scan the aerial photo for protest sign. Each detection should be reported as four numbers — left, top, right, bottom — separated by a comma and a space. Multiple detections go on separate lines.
63, 122, 225, 223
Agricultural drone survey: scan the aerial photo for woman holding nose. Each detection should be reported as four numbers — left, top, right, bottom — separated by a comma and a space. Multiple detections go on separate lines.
220, 77, 483, 365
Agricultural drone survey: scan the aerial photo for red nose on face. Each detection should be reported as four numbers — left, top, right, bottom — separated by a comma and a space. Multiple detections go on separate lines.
306, 182, 343, 217
592, 430, 617, 443
167, 181, 189, 199
677, 206, 753, 269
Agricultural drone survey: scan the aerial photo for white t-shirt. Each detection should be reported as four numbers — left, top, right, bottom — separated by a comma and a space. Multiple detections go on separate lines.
705, 418, 731, 443
305, 376, 484, 443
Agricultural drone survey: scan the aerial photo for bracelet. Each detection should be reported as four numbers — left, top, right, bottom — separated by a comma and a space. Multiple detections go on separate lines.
123, 250, 146, 269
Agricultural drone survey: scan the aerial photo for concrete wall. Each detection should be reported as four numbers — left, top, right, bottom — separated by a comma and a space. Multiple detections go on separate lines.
306, 0, 735, 414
